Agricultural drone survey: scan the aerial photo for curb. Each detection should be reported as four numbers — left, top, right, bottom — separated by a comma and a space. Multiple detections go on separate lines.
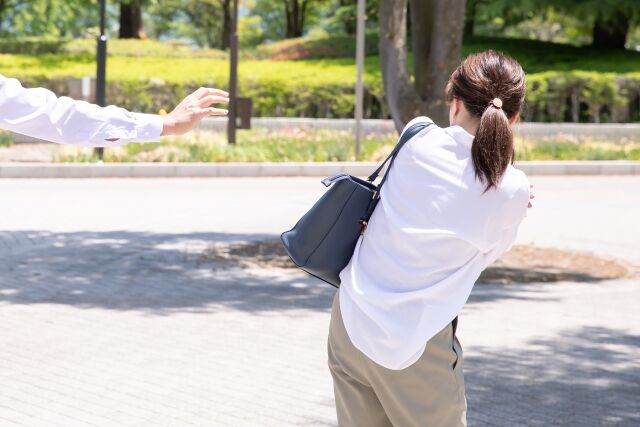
0, 161, 639, 178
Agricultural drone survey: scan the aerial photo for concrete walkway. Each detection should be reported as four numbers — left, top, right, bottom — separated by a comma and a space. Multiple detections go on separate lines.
0, 177, 638, 426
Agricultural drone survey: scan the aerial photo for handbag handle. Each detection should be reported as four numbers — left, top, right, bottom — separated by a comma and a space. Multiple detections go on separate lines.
367, 121, 432, 185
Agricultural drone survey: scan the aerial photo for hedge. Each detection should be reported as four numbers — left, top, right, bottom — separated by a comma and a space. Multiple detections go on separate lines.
2, 54, 639, 123
0, 37, 227, 58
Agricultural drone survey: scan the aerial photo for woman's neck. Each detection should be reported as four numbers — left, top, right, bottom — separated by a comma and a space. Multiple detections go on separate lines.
454, 117, 479, 137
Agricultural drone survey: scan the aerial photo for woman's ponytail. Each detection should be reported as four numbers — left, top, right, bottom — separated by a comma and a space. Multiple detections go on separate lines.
472, 98, 515, 192
446, 51, 525, 192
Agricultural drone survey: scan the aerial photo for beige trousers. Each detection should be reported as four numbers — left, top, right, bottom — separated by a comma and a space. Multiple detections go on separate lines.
328, 293, 467, 427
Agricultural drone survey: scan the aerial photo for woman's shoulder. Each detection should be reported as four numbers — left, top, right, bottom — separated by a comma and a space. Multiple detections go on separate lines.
400, 116, 452, 148
401, 116, 448, 138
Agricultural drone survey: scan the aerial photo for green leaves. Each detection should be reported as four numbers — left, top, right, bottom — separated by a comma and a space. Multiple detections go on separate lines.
0, 0, 99, 38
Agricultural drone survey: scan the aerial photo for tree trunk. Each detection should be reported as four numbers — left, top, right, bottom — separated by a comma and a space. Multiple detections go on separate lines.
411, 0, 466, 125
378, 0, 418, 131
592, 11, 629, 50
464, 0, 477, 37
0, 0, 7, 23
340, 0, 356, 35
119, 2, 143, 39
379, 0, 466, 131
221, 0, 232, 50
284, 0, 304, 38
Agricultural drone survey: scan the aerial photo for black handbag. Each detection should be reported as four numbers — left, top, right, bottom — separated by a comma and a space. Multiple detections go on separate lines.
280, 121, 432, 287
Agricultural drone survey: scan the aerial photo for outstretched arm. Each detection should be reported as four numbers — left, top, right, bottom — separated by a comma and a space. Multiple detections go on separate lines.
0, 74, 228, 147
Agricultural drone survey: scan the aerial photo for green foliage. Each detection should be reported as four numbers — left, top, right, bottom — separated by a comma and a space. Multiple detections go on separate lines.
147, 0, 228, 49
55, 129, 397, 163
249, 0, 330, 40
462, 36, 640, 73
0, 37, 68, 54
0, 37, 227, 58
53, 130, 640, 163
517, 141, 640, 161
248, 30, 379, 60
0, 130, 14, 147
2, 35, 640, 122
468, 0, 639, 47
318, 0, 378, 36
0, 0, 98, 38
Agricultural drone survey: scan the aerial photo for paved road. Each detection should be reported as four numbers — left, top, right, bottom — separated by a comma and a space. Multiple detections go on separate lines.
0, 177, 638, 426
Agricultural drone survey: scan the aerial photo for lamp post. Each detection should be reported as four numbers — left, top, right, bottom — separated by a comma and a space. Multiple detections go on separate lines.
354, 0, 366, 159
227, 0, 239, 144
95, 0, 108, 161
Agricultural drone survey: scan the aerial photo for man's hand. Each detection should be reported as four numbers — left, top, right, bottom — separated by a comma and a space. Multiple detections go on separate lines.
161, 87, 229, 136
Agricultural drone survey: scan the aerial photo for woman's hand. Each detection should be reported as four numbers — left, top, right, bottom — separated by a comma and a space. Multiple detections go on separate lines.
528, 184, 535, 208
161, 87, 229, 136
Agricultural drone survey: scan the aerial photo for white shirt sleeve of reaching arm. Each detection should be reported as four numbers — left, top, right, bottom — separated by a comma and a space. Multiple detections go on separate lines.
0, 74, 163, 147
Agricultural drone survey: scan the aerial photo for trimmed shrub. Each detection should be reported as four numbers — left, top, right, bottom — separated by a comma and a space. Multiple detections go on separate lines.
524, 72, 638, 123
0, 37, 67, 54
0, 37, 227, 58
1, 49, 639, 122
249, 31, 380, 60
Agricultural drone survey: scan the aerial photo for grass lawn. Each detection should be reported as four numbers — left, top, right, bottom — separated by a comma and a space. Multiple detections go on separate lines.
2, 35, 639, 84
48, 129, 640, 163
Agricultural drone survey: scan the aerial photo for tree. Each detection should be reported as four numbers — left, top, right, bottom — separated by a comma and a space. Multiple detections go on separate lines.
0, 0, 9, 21
148, 0, 231, 49
379, 0, 466, 130
119, 0, 147, 39
592, 10, 630, 49
478, 0, 638, 50
323, 0, 378, 35
284, 0, 309, 38
0, 0, 98, 38
561, 0, 638, 49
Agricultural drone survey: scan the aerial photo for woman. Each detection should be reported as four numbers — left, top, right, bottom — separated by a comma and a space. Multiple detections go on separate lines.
328, 50, 534, 426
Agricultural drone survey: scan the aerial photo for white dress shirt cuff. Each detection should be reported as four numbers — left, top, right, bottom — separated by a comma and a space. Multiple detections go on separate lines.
131, 113, 163, 143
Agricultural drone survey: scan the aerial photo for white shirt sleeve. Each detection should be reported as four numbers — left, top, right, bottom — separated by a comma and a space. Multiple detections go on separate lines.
0, 74, 163, 147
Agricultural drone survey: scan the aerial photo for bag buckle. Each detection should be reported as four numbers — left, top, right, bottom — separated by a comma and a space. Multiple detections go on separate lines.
359, 219, 368, 235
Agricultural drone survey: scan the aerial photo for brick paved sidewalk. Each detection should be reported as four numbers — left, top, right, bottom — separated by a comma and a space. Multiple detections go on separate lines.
0, 230, 638, 426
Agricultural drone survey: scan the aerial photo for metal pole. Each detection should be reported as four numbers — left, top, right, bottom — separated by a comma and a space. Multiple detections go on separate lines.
227, 0, 239, 144
354, 0, 366, 159
95, 0, 107, 161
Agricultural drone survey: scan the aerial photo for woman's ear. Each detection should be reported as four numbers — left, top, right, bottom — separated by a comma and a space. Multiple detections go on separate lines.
509, 112, 520, 126
449, 98, 461, 126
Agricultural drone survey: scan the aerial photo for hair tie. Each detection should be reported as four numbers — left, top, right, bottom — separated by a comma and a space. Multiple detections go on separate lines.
490, 98, 503, 109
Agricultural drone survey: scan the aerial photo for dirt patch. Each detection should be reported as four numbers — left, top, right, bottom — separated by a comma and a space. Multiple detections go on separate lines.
479, 245, 635, 283
201, 240, 636, 284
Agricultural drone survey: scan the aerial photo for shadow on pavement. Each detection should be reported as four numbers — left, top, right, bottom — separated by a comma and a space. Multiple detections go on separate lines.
465, 326, 640, 426
0, 230, 573, 313
0, 230, 334, 313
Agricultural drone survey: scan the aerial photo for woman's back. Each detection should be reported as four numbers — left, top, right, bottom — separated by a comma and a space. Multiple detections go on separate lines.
338, 116, 530, 369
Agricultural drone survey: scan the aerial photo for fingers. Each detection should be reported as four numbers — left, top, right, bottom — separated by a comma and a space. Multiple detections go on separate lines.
194, 107, 228, 117
206, 107, 229, 116
193, 87, 229, 100
199, 94, 229, 108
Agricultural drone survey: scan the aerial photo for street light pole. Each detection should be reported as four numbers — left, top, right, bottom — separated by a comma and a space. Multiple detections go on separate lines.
95, 0, 108, 161
354, 0, 366, 160
227, 0, 239, 144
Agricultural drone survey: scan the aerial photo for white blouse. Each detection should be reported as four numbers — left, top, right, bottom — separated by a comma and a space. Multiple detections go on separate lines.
0, 74, 162, 146
339, 116, 530, 370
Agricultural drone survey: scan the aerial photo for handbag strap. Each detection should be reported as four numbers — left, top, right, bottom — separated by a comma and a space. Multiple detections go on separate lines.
367, 121, 432, 185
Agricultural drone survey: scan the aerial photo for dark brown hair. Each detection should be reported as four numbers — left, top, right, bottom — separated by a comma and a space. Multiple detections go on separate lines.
446, 50, 525, 192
